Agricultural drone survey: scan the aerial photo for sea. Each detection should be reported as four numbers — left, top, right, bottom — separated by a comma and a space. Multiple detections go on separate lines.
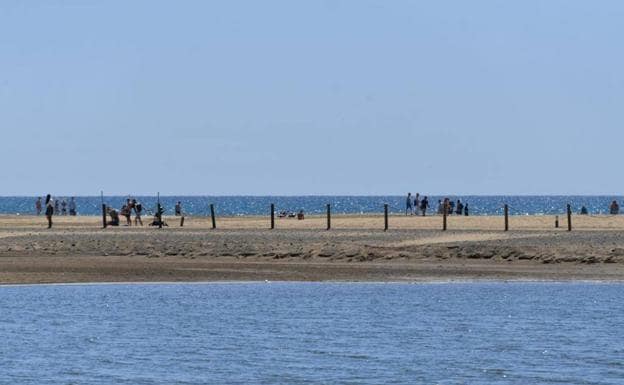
1, 195, 623, 216
1, 282, 622, 384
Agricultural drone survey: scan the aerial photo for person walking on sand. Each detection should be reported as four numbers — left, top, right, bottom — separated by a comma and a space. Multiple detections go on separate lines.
414, 193, 420, 216
405, 193, 413, 215
35, 197, 42, 215
45, 194, 54, 228
420, 196, 429, 216
175, 201, 183, 216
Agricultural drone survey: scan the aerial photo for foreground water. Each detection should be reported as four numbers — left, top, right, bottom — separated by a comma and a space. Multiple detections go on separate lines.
0, 282, 622, 384
2, 195, 624, 216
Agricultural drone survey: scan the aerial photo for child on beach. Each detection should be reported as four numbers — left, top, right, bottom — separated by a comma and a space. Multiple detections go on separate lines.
45, 194, 54, 228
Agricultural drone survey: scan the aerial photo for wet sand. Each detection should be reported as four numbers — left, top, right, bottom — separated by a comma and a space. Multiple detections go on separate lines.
1, 214, 624, 284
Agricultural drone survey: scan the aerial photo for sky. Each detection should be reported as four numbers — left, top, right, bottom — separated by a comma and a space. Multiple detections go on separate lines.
1, 1, 623, 196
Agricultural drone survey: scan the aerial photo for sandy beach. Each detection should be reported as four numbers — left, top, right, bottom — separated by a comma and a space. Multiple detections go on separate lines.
1, 214, 624, 284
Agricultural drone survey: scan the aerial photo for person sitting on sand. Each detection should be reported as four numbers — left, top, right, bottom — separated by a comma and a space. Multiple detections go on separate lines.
297, 210, 304, 220
610, 200, 619, 215
580, 206, 588, 215
107, 207, 120, 226
45, 194, 54, 228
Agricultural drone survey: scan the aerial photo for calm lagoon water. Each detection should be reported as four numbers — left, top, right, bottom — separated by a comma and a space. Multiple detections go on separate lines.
0, 282, 623, 384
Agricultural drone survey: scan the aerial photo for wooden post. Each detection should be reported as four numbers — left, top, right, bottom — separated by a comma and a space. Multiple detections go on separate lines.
157, 192, 162, 229
102, 204, 107, 229
504, 204, 509, 231
555, 215, 559, 228
384, 204, 388, 231
210, 204, 216, 229
442, 206, 447, 231
180, 216, 185, 227
567, 204, 572, 231
270, 203, 275, 229
326, 204, 331, 230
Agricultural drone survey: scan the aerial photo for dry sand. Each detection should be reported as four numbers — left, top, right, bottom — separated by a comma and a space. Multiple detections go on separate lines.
1, 214, 624, 284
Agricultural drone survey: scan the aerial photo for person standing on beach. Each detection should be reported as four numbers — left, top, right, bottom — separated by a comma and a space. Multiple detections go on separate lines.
35, 197, 42, 215
175, 201, 182, 216
54, 199, 59, 215
69, 197, 76, 216
405, 193, 412, 215
61, 199, 67, 215
456, 200, 463, 215
420, 196, 429, 216
45, 194, 54, 228
133, 199, 144, 225
464, 203, 469, 216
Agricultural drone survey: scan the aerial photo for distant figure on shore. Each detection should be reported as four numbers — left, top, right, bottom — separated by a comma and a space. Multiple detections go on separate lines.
54, 199, 59, 215
437, 200, 443, 214
580, 206, 588, 215
448, 200, 455, 215
45, 194, 54, 228
297, 210, 305, 220
420, 196, 429, 216
405, 193, 412, 215
69, 197, 76, 216
35, 197, 42, 215
464, 203, 469, 216
609, 200, 619, 215
133, 199, 143, 226
456, 200, 463, 215
175, 201, 182, 216
61, 199, 67, 215
106, 207, 120, 226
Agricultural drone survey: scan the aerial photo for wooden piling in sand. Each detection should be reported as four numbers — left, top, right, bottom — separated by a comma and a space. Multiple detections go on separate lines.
326, 204, 331, 230
101, 204, 107, 229
567, 204, 572, 231
210, 204, 216, 229
270, 203, 275, 229
504, 204, 509, 231
442, 205, 447, 231
384, 204, 388, 231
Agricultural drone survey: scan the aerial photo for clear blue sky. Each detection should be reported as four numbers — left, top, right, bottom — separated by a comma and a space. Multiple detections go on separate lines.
1, 1, 622, 196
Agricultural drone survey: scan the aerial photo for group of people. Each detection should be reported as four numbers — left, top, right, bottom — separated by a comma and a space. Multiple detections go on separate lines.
36, 196, 76, 217
436, 198, 469, 216
405, 193, 469, 216
106, 198, 146, 226
405, 193, 430, 216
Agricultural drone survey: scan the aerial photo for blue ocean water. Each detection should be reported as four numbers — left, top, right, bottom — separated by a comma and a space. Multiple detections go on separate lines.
0, 282, 622, 384
1, 195, 623, 216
